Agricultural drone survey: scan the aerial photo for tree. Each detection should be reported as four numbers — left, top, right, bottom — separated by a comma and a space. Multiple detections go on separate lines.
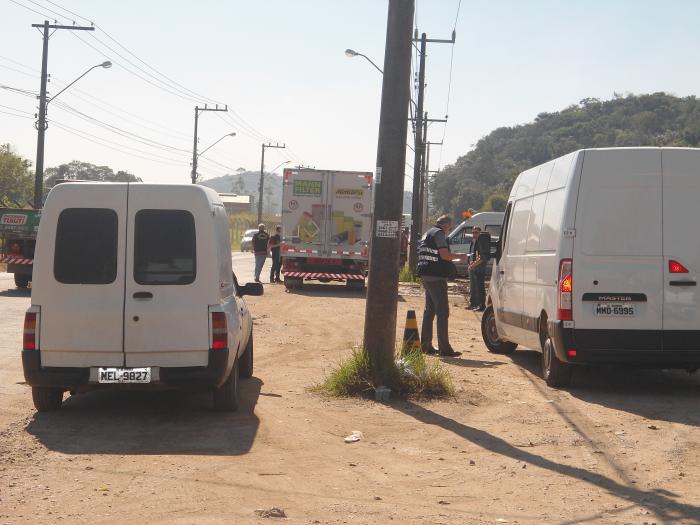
0, 144, 33, 206
44, 160, 141, 191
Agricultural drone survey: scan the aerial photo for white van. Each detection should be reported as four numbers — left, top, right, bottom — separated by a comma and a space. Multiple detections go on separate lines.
22, 183, 262, 411
447, 212, 504, 277
482, 148, 700, 387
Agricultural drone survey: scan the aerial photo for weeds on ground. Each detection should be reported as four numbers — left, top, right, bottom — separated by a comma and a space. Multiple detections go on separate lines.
315, 346, 454, 399
398, 264, 419, 283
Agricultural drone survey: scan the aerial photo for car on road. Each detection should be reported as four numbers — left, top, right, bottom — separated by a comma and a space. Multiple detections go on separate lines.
482, 147, 700, 388
447, 212, 504, 277
240, 228, 258, 252
22, 182, 263, 412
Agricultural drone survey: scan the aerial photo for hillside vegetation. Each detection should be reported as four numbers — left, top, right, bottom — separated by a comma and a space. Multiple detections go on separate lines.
432, 92, 700, 216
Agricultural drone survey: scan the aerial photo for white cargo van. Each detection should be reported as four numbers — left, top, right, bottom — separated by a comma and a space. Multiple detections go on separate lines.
22, 183, 262, 411
482, 148, 700, 387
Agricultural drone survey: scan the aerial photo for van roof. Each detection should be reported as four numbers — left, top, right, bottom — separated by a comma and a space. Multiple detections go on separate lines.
45, 182, 223, 207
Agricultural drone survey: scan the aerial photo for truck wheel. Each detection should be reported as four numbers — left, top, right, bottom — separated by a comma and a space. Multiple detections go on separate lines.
542, 337, 572, 388
481, 305, 517, 354
284, 277, 302, 290
346, 279, 365, 290
32, 386, 63, 412
213, 358, 240, 411
239, 333, 254, 379
14, 274, 30, 289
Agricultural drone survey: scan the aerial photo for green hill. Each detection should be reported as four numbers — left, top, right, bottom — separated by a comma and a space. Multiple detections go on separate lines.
432, 92, 700, 216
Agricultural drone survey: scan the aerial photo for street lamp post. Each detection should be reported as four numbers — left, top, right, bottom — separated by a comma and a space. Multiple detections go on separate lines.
345, 48, 383, 74
197, 132, 236, 159
33, 60, 112, 207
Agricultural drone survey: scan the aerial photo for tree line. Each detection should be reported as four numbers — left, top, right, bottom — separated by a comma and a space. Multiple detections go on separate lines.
431, 92, 700, 217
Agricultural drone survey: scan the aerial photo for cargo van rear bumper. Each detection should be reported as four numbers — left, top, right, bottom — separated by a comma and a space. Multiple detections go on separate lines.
22, 349, 229, 389
548, 321, 700, 367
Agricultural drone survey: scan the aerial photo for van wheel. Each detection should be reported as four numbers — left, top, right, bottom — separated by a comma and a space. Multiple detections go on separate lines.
213, 358, 240, 412
542, 337, 572, 388
32, 386, 63, 411
481, 305, 517, 354
14, 274, 30, 289
239, 333, 254, 379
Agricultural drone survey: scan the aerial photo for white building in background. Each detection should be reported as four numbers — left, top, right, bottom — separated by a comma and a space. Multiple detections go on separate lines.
218, 193, 254, 215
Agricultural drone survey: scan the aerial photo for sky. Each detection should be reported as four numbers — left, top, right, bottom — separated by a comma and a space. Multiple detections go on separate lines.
3, 0, 700, 187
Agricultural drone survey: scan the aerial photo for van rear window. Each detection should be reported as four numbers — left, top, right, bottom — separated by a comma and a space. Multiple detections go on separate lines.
134, 210, 196, 285
54, 208, 118, 285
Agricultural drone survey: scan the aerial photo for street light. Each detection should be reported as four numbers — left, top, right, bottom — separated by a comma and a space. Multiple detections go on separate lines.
33, 60, 112, 207
344, 48, 383, 74
198, 132, 236, 158
269, 160, 291, 173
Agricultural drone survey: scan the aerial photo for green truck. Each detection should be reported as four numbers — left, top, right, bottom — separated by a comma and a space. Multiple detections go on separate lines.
0, 208, 40, 288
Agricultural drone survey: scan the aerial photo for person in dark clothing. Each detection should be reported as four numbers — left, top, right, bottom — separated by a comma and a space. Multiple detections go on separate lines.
268, 226, 282, 283
252, 224, 270, 283
468, 226, 489, 311
415, 215, 462, 358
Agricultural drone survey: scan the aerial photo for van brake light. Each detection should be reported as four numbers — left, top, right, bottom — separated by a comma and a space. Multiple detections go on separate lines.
669, 260, 689, 274
23, 312, 37, 351
558, 259, 573, 321
211, 312, 227, 350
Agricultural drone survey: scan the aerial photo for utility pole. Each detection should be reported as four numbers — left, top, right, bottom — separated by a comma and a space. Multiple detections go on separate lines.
418, 111, 428, 233
191, 104, 228, 184
258, 143, 285, 223
32, 20, 94, 208
407, 29, 455, 271
363, 0, 414, 368
424, 139, 442, 231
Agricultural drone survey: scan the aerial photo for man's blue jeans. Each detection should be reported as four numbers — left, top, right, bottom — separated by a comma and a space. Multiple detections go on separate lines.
254, 254, 267, 281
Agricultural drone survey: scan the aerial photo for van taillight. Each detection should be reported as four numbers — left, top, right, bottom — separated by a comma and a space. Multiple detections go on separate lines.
23, 312, 37, 351
669, 260, 689, 273
558, 259, 573, 321
211, 312, 227, 350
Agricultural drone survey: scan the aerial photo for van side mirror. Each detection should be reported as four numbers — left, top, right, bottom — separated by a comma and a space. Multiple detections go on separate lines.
240, 282, 264, 297
495, 239, 502, 263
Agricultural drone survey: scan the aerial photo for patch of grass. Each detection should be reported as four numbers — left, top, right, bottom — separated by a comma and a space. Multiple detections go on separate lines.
315, 346, 454, 399
399, 263, 419, 283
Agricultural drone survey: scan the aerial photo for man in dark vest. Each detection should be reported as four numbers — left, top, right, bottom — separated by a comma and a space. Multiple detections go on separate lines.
252, 224, 270, 283
268, 226, 282, 283
415, 215, 462, 357
468, 226, 489, 311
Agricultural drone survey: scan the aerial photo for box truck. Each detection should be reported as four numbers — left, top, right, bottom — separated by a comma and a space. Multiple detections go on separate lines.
281, 168, 372, 289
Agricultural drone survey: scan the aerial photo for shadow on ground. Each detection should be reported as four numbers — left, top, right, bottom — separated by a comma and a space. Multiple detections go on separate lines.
393, 398, 700, 524
0, 288, 31, 297
25, 377, 262, 456
285, 283, 369, 299
510, 349, 700, 426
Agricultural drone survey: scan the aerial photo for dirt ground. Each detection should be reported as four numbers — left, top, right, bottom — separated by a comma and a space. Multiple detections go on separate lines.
2, 274, 700, 524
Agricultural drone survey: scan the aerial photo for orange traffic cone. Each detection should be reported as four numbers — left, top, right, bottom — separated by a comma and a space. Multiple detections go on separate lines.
402, 310, 421, 354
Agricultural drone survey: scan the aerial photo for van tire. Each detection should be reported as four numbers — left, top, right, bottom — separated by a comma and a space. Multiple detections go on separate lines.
213, 358, 240, 412
14, 274, 30, 289
239, 333, 254, 379
32, 386, 63, 411
542, 337, 572, 388
481, 305, 517, 354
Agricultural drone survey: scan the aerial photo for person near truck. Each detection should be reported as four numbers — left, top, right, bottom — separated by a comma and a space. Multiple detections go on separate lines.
468, 226, 489, 311
268, 226, 282, 283
399, 227, 409, 268
415, 215, 462, 357
252, 224, 270, 283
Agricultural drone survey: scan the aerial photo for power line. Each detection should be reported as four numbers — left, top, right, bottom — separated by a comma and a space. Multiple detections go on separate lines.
7, 0, 57, 20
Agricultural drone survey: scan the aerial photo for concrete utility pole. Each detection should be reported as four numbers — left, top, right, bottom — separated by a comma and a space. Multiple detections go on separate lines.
407, 29, 455, 271
363, 0, 414, 367
191, 104, 228, 184
424, 139, 442, 231
258, 143, 285, 223
32, 21, 95, 208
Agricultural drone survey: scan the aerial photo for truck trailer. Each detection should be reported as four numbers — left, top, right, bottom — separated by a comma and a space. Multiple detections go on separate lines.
280, 168, 372, 289
0, 207, 40, 288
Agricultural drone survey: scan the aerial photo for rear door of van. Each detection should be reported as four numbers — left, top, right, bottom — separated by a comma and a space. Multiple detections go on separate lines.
38, 185, 127, 367
572, 149, 664, 350
661, 149, 700, 351
123, 185, 209, 368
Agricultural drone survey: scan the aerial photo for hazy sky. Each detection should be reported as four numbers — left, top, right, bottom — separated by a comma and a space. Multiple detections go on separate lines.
3, 0, 700, 187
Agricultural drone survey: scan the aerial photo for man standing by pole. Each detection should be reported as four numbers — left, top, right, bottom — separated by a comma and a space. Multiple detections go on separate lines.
415, 215, 462, 357
363, 0, 414, 372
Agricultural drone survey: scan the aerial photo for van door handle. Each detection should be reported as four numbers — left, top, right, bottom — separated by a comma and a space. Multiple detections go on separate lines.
133, 291, 154, 299
499, 270, 505, 275
670, 281, 697, 287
